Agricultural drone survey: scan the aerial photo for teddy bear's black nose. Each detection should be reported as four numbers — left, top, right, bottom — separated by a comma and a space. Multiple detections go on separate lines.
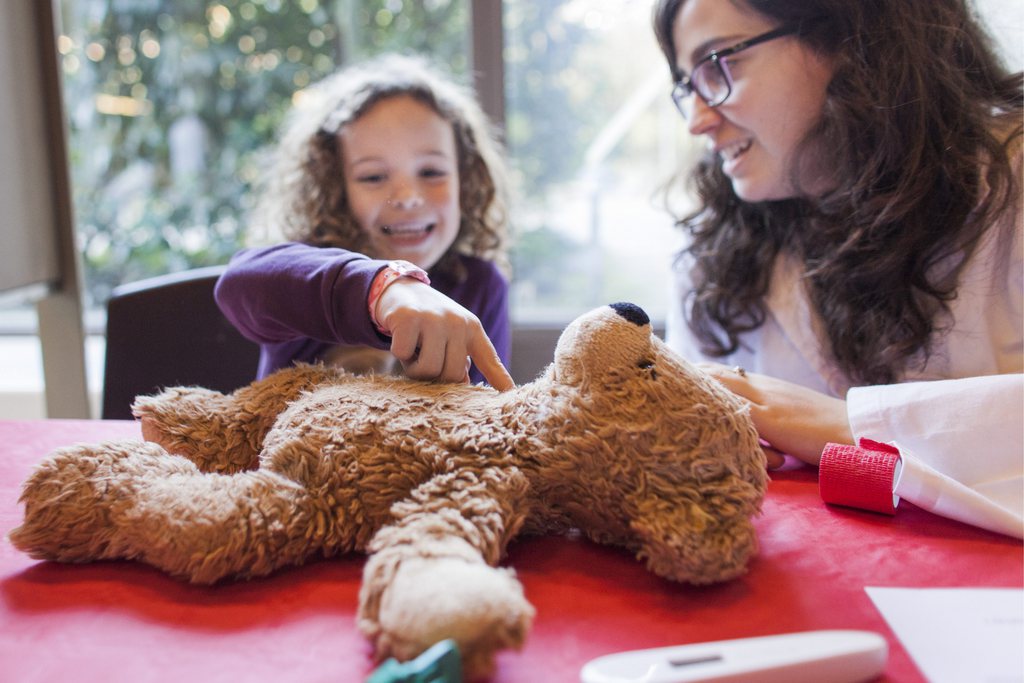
609, 302, 650, 327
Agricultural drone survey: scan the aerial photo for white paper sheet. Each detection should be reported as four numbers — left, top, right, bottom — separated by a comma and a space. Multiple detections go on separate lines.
866, 587, 1024, 683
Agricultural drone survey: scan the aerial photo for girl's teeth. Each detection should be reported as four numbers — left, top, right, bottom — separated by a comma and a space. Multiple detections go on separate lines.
382, 223, 434, 236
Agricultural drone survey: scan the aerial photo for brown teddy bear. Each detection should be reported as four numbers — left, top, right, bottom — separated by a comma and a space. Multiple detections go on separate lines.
9, 303, 766, 679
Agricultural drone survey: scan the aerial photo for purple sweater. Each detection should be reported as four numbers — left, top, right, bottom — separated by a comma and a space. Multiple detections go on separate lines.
214, 243, 510, 385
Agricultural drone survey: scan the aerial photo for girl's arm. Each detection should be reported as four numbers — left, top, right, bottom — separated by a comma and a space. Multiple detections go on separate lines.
218, 245, 513, 388
214, 242, 388, 349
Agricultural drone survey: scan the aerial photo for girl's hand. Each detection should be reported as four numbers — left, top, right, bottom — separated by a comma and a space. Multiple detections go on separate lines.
697, 362, 853, 468
375, 279, 515, 391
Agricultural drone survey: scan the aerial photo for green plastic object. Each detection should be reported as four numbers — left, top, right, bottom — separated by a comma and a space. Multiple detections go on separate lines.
366, 639, 463, 683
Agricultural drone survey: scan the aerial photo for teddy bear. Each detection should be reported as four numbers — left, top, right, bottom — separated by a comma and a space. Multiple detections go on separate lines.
9, 302, 766, 679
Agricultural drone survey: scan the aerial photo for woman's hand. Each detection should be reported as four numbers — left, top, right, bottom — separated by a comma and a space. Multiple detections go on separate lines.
697, 362, 853, 468
375, 278, 515, 391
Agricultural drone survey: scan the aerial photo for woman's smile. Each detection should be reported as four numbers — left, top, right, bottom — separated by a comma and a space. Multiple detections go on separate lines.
716, 138, 753, 175
675, 0, 834, 201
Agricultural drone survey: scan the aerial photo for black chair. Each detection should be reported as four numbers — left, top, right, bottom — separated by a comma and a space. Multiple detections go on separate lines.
101, 265, 260, 420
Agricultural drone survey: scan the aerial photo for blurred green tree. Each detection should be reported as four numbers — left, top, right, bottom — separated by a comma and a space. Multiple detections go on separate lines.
58, 0, 467, 306
58, 0, 666, 317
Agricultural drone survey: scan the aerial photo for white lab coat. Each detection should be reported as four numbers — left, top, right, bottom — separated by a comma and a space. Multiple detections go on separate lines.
665, 150, 1023, 537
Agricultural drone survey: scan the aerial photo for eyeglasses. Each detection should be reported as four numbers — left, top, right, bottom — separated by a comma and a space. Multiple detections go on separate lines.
671, 25, 799, 119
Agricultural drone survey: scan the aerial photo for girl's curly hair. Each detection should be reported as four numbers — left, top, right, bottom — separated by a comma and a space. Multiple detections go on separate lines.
654, 0, 1022, 385
252, 53, 509, 280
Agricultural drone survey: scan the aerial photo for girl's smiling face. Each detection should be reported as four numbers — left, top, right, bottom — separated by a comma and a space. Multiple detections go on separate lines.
340, 95, 460, 269
673, 0, 835, 201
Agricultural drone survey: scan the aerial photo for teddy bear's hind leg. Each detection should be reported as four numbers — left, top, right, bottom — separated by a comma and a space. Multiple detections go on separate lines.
10, 441, 327, 584
132, 364, 343, 473
9, 441, 196, 563
121, 469, 325, 584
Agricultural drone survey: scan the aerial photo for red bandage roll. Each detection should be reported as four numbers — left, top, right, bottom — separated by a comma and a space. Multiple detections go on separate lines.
819, 441, 901, 515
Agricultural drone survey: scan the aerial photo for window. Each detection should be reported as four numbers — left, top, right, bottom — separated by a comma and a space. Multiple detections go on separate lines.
53, 0, 692, 320
56, 1, 467, 307
45, 0, 1024, 321
504, 0, 695, 322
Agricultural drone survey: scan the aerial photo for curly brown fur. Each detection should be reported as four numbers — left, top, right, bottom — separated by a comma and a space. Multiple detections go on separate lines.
10, 303, 765, 678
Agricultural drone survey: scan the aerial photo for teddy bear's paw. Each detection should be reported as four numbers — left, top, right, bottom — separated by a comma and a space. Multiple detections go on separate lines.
8, 441, 193, 563
368, 557, 534, 680
634, 513, 761, 585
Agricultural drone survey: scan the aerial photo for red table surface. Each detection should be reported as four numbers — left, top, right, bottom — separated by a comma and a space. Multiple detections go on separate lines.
0, 419, 1020, 683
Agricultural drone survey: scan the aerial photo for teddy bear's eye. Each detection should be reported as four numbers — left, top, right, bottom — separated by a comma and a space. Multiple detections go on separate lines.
637, 359, 658, 379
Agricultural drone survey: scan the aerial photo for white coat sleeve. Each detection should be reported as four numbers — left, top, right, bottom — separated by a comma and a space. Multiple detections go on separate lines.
846, 375, 1024, 537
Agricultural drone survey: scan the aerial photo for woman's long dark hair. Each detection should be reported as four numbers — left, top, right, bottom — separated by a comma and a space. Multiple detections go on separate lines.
654, 0, 1022, 384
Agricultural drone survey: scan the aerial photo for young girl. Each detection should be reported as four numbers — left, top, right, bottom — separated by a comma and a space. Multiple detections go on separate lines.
654, 0, 1022, 532
215, 54, 514, 390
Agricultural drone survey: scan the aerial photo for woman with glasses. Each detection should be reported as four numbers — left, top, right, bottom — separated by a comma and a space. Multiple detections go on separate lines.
653, 0, 1022, 533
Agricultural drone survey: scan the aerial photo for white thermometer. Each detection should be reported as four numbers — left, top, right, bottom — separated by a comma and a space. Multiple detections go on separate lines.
579, 629, 888, 683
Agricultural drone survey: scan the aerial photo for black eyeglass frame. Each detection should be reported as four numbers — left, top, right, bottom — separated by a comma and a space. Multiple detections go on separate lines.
671, 24, 800, 116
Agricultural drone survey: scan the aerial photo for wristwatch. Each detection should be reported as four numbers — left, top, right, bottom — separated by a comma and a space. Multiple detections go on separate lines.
367, 260, 431, 335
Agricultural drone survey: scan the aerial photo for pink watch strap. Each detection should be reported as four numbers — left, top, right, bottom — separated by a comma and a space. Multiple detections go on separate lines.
367, 260, 430, 335
819, 440, 901, 515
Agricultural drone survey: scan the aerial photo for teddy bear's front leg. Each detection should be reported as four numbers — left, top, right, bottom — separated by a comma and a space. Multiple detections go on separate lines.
132, 363, 342, 473
358, 466, 535, 680
10, 440, 326, 584
630, 492, 762, 585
